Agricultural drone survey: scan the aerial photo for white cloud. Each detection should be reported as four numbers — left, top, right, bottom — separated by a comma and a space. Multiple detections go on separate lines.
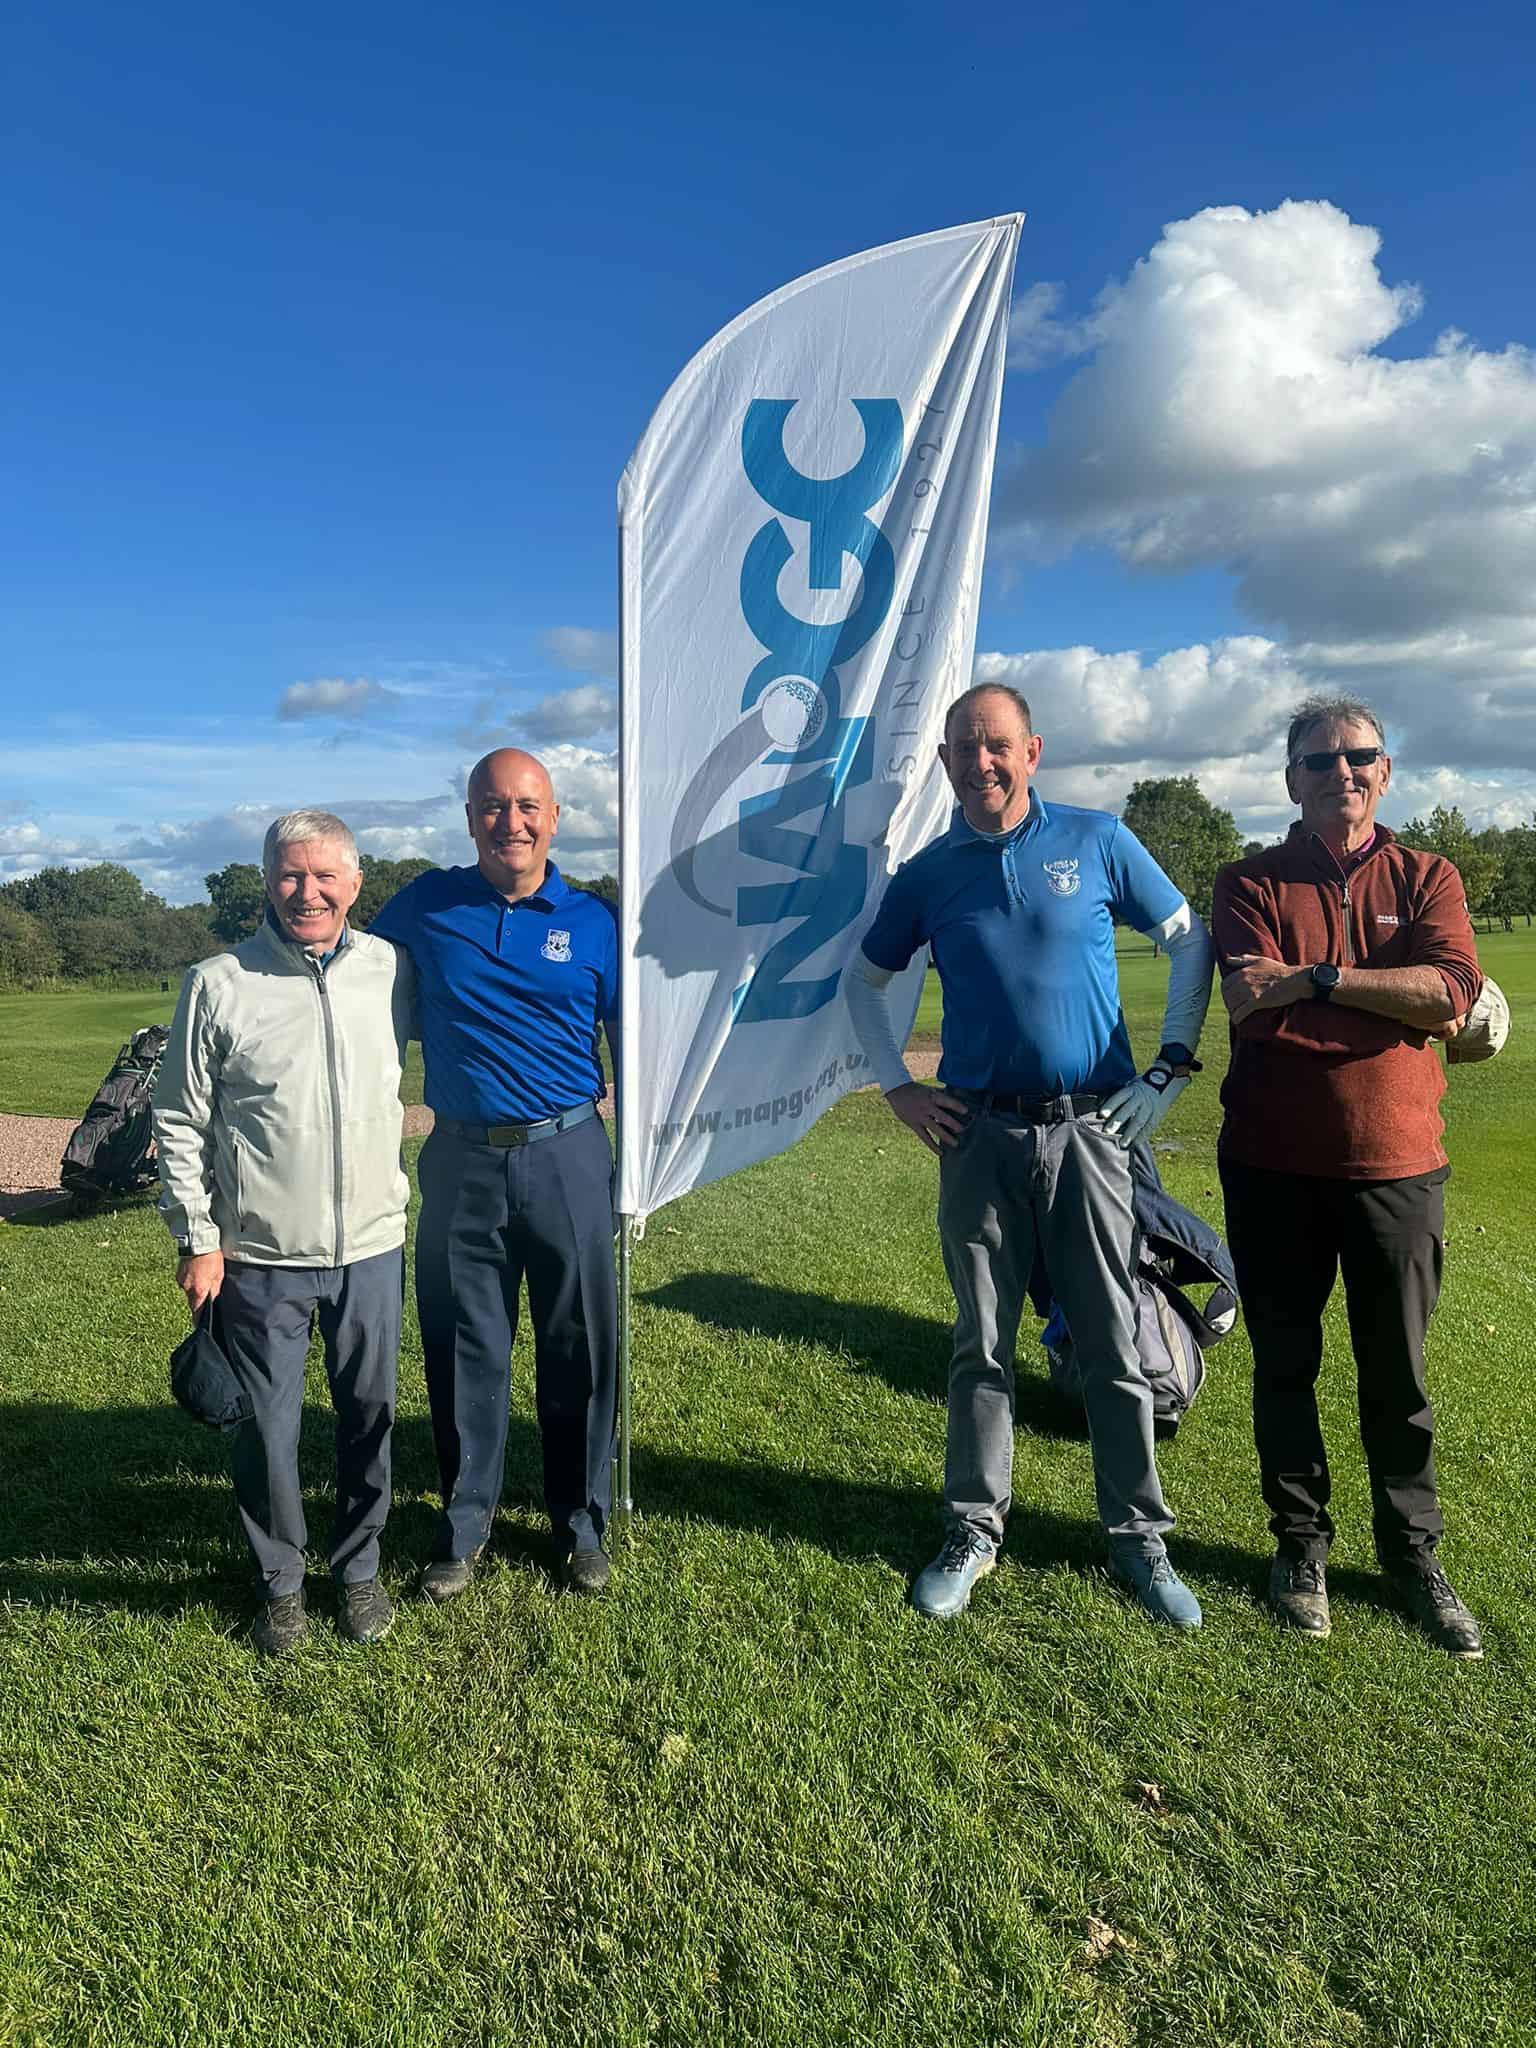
965, 640, 1536, 841
998, 200, 1536, 781
542, 626, 618, 677
278, 677, 401, 722
518, 684, 618, 744
1007, 280, 1091, 372
974, 636, 1308, 767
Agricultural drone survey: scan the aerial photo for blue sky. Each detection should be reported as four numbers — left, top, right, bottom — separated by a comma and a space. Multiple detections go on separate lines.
6, 0, 1535, 898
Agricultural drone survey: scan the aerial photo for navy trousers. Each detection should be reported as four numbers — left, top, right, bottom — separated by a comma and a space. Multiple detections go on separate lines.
217, 1249, 402, 1596
415, 1115, 617, 1558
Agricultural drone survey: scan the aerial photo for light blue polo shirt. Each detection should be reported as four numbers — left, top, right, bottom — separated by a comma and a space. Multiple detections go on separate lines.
371, 862, 618, 1124
861, 795, 1181, 1097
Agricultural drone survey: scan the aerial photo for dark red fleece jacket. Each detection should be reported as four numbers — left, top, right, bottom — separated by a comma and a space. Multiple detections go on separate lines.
1211, 824, 1483, 1180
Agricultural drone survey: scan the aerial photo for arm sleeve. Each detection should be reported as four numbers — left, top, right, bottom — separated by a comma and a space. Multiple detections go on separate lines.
1210, 868, 1405, 1054
151, 970, 223, 1253
1407, 858, 1483, 1016
1139, 901, 1215, 1053
843, 952, 914, 1095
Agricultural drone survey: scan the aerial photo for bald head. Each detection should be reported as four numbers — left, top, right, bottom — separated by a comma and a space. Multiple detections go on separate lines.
469, 747, 554, 804
466, 747, 560, 901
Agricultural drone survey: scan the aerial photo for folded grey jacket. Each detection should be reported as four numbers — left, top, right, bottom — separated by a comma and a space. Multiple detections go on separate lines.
153, 921, 414, 1267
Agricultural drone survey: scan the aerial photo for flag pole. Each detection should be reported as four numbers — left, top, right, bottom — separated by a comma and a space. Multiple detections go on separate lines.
614, 515, 636, 1544
617, 1216, 635, 1537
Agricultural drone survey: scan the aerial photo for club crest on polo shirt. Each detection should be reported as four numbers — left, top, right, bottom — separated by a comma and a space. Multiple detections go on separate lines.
541, 928, 573, 963
1043, 858, 1081, 898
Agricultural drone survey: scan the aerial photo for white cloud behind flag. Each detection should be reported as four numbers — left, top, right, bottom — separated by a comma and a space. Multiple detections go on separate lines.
617, 216, 1022, 1222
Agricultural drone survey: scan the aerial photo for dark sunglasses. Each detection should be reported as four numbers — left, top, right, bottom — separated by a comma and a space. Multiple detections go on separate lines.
1291, 746, 1384, 773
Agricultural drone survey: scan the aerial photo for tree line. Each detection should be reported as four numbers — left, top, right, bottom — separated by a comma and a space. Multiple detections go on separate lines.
1120, 777, 1536, 932
0, 776, 1527, 991
0, 856, 622, 989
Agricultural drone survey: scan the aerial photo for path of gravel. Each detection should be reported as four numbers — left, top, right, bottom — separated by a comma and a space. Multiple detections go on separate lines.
0, 1051, 941, 1220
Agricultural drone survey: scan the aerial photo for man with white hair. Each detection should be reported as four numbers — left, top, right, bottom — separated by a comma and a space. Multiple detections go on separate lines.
154, 810, 414, 1655
1213, 696, 1485, 1658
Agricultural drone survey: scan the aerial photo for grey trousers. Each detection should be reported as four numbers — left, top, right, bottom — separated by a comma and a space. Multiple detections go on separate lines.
937, 1100, 1173, 1558
216, 1249, 402, 1596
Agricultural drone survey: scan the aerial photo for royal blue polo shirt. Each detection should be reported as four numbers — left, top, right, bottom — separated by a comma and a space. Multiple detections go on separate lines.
371, 861, 619, 1124
861, 795, 1182, 1097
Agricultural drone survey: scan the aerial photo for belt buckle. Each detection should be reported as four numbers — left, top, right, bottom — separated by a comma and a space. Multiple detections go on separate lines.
488, 1123, 529, 1148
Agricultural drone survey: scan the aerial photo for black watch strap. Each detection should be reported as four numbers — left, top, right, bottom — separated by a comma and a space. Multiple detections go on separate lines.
1155, 1041, 1201, 1075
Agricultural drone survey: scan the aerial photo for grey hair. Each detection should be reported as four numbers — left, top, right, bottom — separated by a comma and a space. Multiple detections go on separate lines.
1286, 695, 1387, 762
262, 810, 361, 874
943, 682, 1034, 743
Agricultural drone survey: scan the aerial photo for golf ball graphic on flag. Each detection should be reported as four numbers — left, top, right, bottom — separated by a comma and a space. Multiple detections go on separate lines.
759, 676, 828, 754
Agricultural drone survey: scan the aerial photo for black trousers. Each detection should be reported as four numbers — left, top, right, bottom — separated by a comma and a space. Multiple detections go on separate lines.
1220, 1159, 1447, 1568
415, 1115, 617, 1559
218, 1249, 402, 1597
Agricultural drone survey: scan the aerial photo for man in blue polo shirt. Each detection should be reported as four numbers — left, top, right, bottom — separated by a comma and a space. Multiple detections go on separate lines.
372, 748, 619, 1597
845, 684, 1215, 1626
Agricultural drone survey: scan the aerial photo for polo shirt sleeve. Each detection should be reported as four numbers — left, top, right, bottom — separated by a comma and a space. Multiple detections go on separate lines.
860, 863, 926, 973
367, 882, 415, 948
1107, 823, 1184, 933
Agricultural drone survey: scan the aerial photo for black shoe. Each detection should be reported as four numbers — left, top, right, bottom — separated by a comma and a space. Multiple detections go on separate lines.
1268, 1555, 1332, 1637
557, 1547, 611, 1595
252, 1589, 307, 1657
1387, 1559, 1484, 1660
421, 1547, 484, 1605
337, 1579, 395, 1645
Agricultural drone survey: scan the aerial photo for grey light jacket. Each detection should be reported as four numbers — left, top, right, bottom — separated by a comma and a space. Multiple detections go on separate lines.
153, 920, 414, 1268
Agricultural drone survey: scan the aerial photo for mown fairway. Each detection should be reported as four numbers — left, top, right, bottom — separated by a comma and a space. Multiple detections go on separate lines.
2, 933, 1533, 2047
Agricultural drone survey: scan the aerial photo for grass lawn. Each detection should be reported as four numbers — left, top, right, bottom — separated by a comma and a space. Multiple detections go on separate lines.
1, 934, 1534, 2045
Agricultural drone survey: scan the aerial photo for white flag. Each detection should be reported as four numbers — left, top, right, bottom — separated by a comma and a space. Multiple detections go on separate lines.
617, 215, 1022, 1221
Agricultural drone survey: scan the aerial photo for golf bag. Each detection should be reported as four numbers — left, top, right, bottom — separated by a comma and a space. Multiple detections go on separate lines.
1033, 1140, 1239, 1439
59, 1024, 171, 1200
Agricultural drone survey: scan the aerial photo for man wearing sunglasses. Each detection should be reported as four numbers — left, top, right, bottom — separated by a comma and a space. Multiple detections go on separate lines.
1211, 697, 1485, 1657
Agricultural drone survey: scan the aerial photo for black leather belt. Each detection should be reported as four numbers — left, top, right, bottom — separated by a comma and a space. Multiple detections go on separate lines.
436, 1101, 598, 1148
957, 1090, 1103, 1124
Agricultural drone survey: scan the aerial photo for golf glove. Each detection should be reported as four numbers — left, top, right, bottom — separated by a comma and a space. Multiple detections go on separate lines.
1097, 1064, 1189, 1148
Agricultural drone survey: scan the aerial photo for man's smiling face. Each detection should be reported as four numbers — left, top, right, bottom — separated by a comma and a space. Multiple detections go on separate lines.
939, 689, 1044, 834
265, 837, 362, 952
467, 749, 559, 898
1286, 716, 1391, 846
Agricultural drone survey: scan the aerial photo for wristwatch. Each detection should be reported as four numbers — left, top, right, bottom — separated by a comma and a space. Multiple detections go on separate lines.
1310, 963, 1342, 1002
1147, 1042, 1202, 1090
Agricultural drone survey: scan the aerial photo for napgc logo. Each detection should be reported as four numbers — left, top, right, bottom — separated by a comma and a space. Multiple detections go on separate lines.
667, 397, 903, 1024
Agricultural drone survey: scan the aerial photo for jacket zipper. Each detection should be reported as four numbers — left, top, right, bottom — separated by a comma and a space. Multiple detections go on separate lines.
311, 960, 346, 1265
1341, 877, 1356, 964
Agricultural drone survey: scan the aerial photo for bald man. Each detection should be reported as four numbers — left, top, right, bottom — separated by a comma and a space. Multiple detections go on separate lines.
372, 750, 620, 1596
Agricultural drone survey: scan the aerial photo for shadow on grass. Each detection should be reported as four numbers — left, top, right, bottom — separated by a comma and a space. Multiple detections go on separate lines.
641, 1270, 1087, 1439
3, 1187, 159, 1226
0, 1400, 1320, 1622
